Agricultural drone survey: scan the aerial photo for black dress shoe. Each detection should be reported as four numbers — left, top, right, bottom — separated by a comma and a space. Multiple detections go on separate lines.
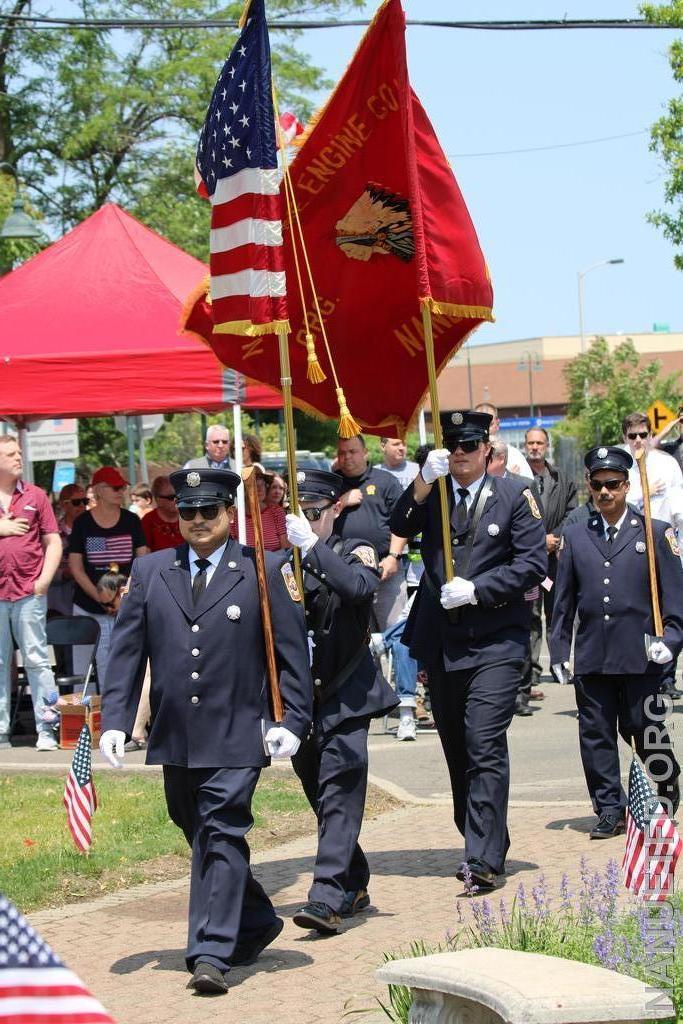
658, 779, 680, 817
660, 683, 683, 700
514, 693, 533, 717
292, 901, 341, 934
186, 961, 229, 995
232, 917, 284, 966
455, 859, 497, 891
340, 889, 370, 918
589, 813, 626, 840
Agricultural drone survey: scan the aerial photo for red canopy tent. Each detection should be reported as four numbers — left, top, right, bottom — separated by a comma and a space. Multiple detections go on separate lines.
0, 203, 281, 423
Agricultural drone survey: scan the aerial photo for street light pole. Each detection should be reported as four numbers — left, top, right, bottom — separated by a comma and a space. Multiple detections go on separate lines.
577, 258, 625, 354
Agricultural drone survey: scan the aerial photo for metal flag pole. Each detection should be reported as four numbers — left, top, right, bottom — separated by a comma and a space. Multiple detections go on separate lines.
421, 302, 454, 583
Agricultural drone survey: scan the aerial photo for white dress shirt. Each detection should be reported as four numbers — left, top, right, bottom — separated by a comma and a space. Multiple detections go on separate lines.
599, 508, 628, 542
450, 473, 486, 511
188, 541, 227, 588
619, 446, 683, 527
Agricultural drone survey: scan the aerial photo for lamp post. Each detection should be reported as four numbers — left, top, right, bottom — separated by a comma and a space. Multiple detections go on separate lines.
517, 351, 543, 420
577, 258, 624, 354
0, 163, 43, 241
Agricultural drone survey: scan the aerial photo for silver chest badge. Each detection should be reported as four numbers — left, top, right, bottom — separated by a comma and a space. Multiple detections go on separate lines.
488, 523, 500, 536
635, 541, 646, 553
226, 605, 241, 621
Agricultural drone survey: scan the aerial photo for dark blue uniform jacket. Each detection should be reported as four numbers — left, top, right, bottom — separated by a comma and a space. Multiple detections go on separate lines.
549, 511, 683, 676
102, 539, 313, 768
299, 535, 398, 733
390, 473, 547, 670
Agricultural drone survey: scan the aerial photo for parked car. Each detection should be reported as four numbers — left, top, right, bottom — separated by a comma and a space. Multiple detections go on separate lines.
260, 450, 332, 475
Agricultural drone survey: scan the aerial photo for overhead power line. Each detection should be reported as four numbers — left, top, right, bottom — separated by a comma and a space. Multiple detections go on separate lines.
450, 128, 649, 158
0, 14, 679, 32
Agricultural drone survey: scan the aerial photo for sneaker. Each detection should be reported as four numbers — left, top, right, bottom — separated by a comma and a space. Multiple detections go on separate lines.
292, 901, 341, 934
0, 734, 11, 750
396, 717, 417, 741
340, 889, 370, 918
35, 732, 58, 751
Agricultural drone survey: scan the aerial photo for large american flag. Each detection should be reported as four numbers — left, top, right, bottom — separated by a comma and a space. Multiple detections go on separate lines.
196, 0, 289, 336
622, 756, 682, 902
63, 725, 98, 854
0, 893, 114, 1023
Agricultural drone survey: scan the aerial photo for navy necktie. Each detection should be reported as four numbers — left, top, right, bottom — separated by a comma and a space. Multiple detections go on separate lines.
192, 558, 211, 604
606, 526, 617, 545
453, 487, 469, 533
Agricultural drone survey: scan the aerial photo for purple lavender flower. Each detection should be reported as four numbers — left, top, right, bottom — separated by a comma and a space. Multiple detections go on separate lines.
499, 898, 510, 928
559, 873, 572, 911
532, 874, 550, 920
472, 898, 496, 942
459, 860, 479, 896
515, 883, 527, 913
593, 927, 620, 971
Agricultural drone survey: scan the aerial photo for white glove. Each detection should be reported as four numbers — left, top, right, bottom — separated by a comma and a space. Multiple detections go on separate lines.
100, 729, 126, 768
649, 640, 674, 665
551, 662, 574, 685
440, 577, 477, 609
265, 726, 301, 759
286, 511, 318, 556
421, 448, 450, 485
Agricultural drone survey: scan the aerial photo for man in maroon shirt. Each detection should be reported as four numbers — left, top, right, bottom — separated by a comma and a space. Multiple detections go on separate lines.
0, 434, 62, 749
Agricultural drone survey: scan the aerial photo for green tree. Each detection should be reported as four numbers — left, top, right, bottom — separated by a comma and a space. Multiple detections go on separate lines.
560, 336, 680, 448
642, 1, 683, 269
0, 0, 362, 247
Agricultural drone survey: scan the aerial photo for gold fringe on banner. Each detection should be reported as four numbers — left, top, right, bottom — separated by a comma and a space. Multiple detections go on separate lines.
421, 296, 495, 322
213, 318, 291, 337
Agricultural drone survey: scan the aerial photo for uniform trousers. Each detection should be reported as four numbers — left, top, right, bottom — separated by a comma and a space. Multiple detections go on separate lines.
428, 658, 523, 874
574, 674, 680, 816
163, 765, 277, 973
292, 715, 371, 912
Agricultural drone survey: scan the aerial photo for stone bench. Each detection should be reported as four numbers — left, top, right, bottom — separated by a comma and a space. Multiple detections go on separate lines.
376, 948, 674, 1024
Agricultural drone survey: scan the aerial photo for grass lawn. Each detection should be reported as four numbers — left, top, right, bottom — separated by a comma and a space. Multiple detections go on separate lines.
1, 771, 398, 913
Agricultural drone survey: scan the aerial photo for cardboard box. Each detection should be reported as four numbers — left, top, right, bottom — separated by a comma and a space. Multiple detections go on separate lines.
59, 694, 102, 749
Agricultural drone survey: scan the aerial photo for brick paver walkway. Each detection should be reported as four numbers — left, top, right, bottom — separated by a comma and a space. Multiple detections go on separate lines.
31, 799, 620, 1024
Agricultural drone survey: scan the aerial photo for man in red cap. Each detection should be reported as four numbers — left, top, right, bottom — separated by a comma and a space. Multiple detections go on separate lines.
68, 466, 148, 683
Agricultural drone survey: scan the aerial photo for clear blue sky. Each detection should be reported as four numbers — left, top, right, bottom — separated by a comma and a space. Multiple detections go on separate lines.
297, 1, 682, 346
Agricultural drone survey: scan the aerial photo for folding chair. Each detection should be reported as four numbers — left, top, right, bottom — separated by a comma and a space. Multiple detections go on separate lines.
46, 615, 101, 695
8, 615, 100, 740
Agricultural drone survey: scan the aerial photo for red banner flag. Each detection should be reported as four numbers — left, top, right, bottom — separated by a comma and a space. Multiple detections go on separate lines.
183, 0, 493, 435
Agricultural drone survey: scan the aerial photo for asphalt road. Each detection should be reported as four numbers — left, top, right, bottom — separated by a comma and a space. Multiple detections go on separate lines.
367, 674, 683, 807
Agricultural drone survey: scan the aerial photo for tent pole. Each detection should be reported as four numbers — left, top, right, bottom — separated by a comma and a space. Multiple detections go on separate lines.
19, 426, 34, 484
233, 401, 246, 544
418, 408, 427, 445
126, 417, 136, 486
137, 416, 149, 483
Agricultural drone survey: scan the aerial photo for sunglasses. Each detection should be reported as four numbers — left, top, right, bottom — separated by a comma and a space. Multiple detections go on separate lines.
208, 439, 230, 445
65, 497, 88, 507
627, 431, 649, 440
446, 439, 480, 454
589, 477, 626, 492
178, 504, 223, 521
302, 503, 334, 522
156, 493, 176, 501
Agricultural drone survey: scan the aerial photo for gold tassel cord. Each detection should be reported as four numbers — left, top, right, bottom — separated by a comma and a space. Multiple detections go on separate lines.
273, 85, 361, 436
272, 90, 327, 386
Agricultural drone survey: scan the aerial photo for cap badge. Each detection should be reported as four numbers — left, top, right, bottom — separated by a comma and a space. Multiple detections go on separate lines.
635, 541, 646, 553
296, 471, 306, 484
597, 447, 608, 459
226, 605, 241, 621
488, 523, 500, 537
186, 471, 201, 488
451, 412, 464, 425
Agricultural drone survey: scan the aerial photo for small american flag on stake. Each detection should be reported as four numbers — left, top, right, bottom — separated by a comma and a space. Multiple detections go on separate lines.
63, 724, 98, 853
195, 0, 289, 337
622, 755, 682, 902
0, 892, 114, 1022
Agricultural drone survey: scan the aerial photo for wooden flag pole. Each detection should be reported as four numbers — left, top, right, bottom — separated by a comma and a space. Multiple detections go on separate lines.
243, 467, 284, 722
635, 448, 664, 637
421, 302, 454, 583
